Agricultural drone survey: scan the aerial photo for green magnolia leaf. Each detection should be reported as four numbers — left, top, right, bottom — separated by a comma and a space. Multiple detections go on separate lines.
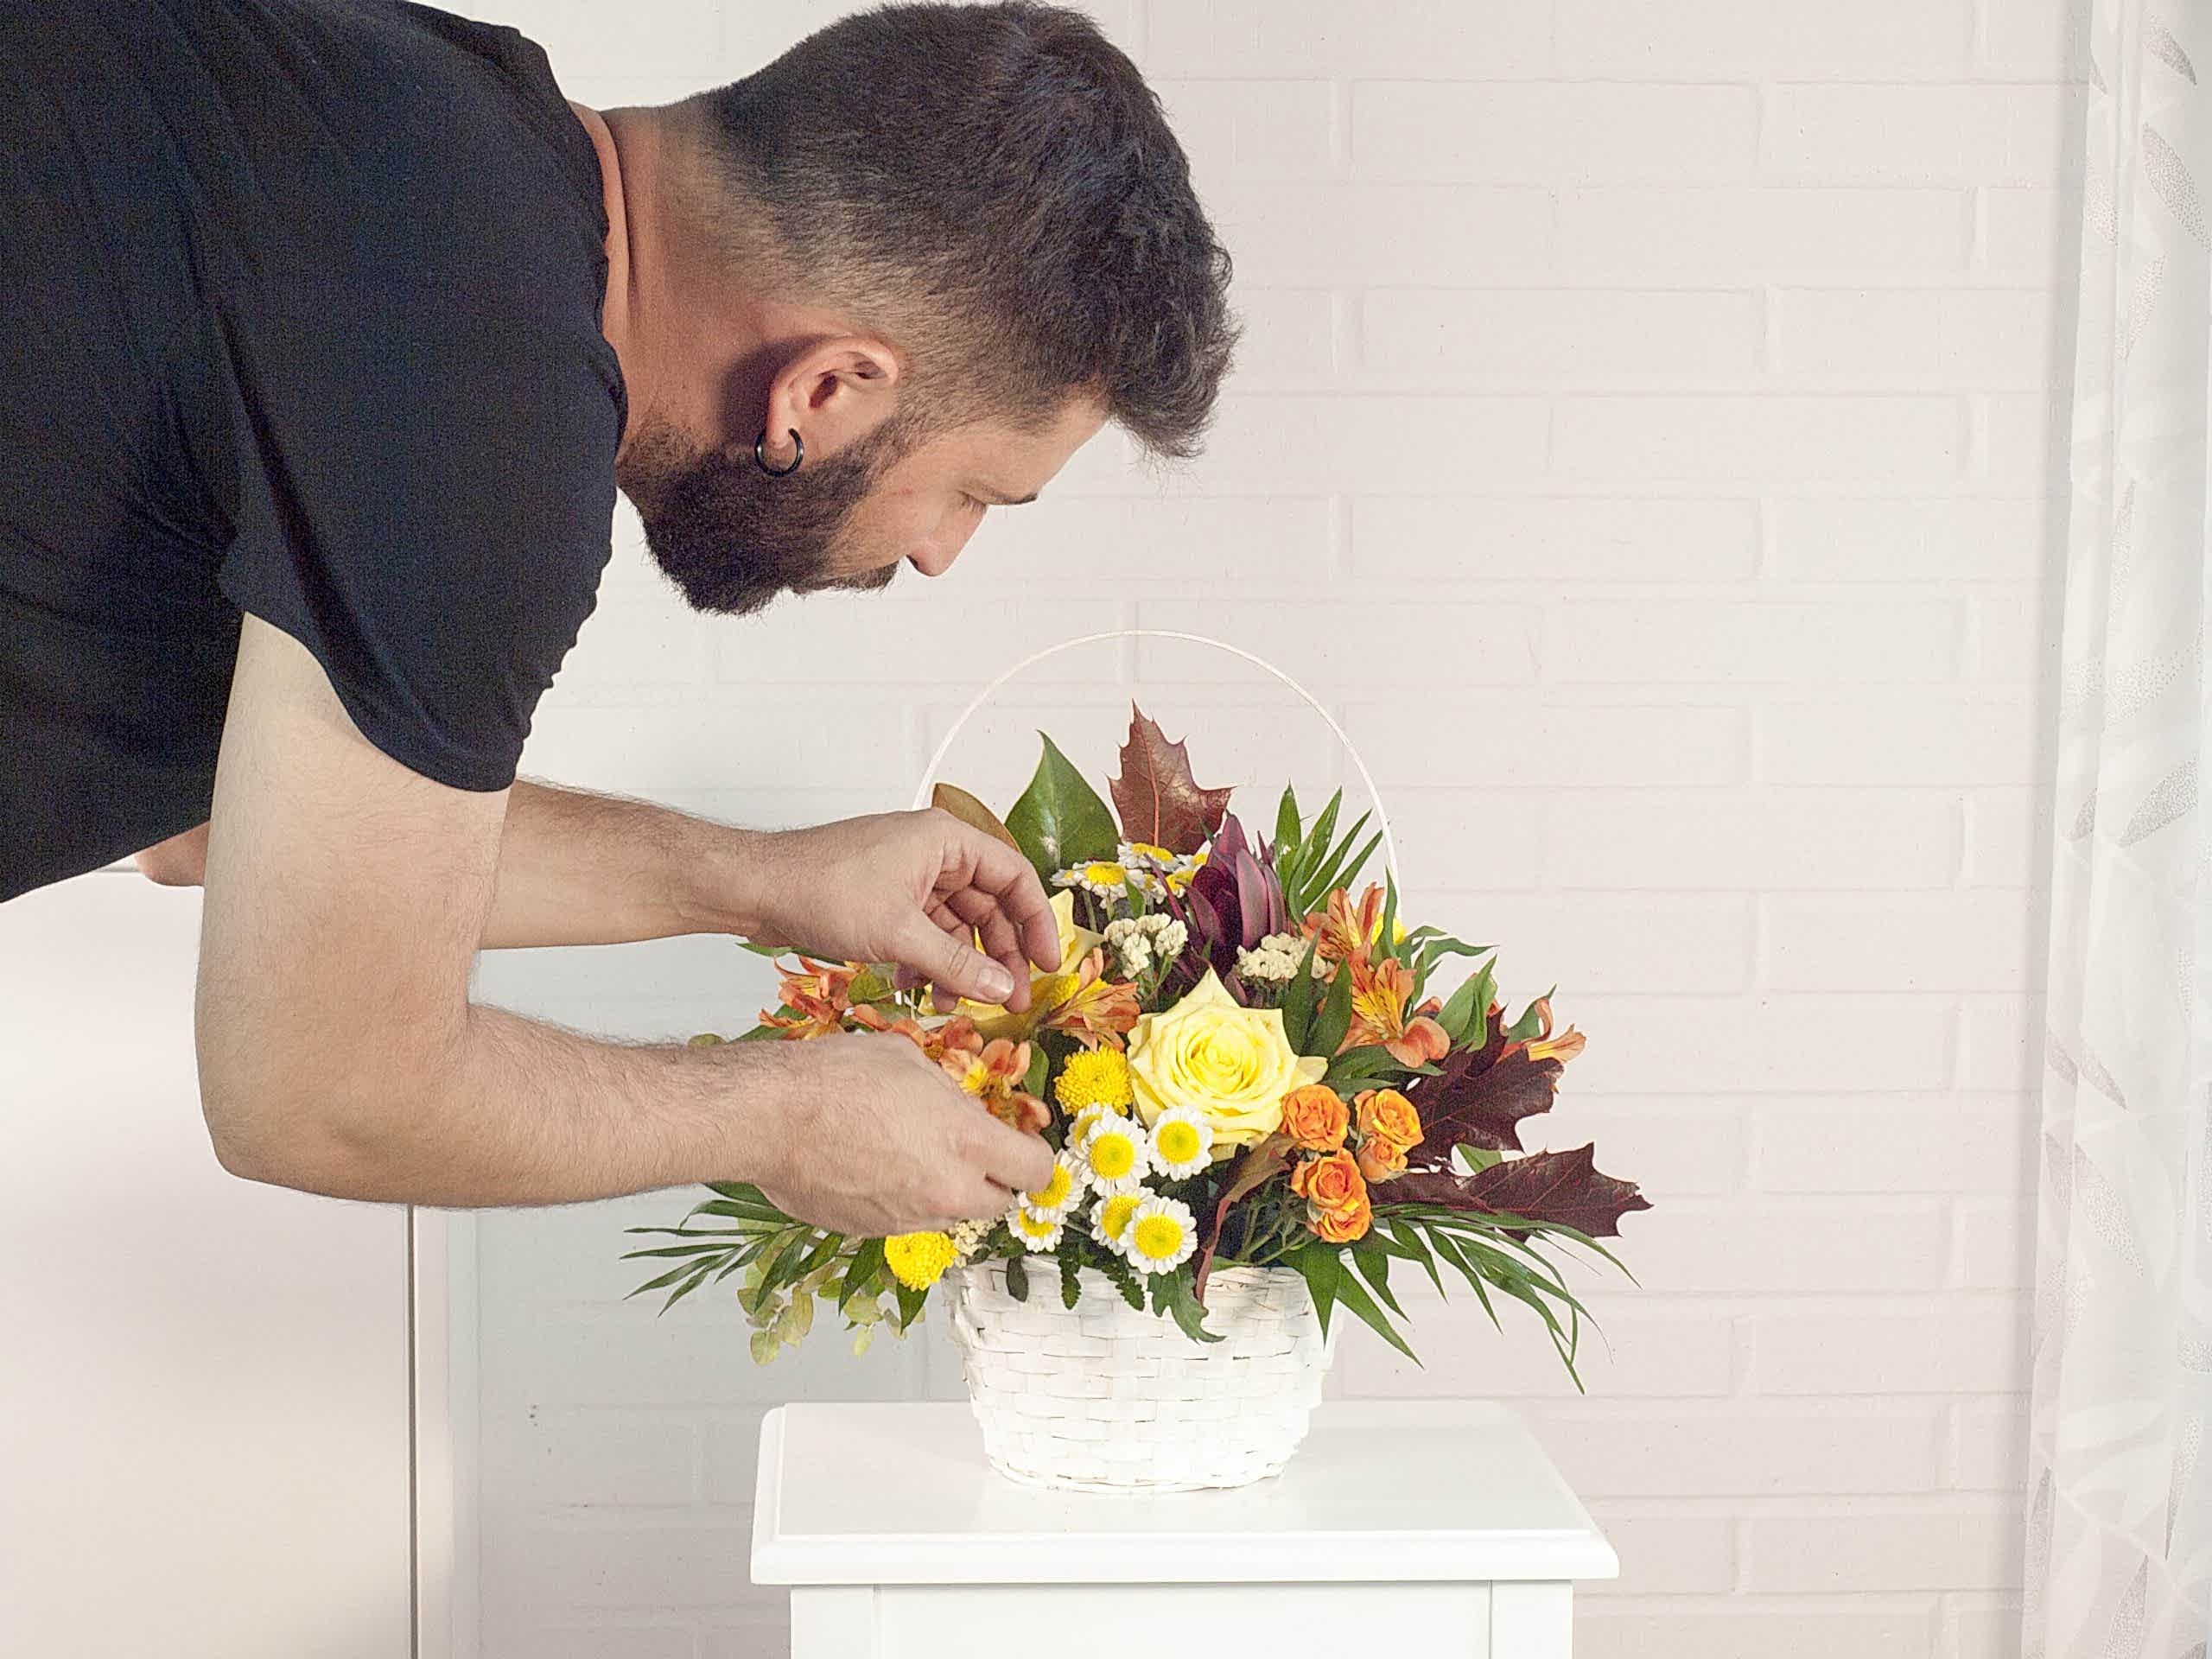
1004, 733, 1118, 884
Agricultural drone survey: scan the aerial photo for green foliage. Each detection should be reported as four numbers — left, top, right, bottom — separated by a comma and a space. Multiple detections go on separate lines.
1004, 1251, 1032, 1302
1306, 949, 1355, 1058
1005, 733, 1118, 884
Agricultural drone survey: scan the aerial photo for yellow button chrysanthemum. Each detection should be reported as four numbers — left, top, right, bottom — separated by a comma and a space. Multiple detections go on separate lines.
882, 1231, 956, 1291
1054, 1047, 1134, 1114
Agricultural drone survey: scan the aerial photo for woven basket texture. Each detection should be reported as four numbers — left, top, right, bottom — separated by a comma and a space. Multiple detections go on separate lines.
944, 1259, 1332, 1492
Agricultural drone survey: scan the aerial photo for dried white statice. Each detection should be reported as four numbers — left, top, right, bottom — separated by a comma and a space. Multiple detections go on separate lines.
949, 1217, 994, 1262
1103, 912, 1188, 980
1236, 930, 1308, 984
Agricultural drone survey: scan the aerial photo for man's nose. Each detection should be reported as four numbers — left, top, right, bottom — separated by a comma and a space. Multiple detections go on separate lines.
906, 522, 976, 579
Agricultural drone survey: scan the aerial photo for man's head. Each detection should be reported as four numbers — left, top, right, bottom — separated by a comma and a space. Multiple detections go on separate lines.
611, 2, 1235, 614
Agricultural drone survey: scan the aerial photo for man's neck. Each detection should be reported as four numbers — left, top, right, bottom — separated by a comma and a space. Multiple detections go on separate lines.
569, 101, 657, 457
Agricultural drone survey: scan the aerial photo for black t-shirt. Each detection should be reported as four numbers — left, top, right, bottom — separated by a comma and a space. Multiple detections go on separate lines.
0, 0, 625, 901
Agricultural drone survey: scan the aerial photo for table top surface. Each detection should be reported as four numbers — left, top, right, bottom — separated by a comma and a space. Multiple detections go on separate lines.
752, 1401, 1618, 1586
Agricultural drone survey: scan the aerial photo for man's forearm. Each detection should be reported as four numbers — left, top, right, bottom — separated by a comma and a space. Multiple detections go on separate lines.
482, 781, 779, 949
210, 1001, 798, 1207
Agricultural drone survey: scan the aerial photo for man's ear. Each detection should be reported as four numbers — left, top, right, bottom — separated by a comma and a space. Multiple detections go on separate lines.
762, 336, 903, 466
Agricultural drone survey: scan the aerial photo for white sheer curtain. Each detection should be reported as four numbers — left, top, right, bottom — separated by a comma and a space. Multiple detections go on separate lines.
2024, 4, 2212, 1656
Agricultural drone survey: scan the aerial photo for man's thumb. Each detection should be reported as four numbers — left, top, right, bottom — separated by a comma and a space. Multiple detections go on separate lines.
906, 919, 1016, 1006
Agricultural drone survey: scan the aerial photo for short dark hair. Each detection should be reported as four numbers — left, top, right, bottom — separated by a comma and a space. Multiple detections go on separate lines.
688, 2, 1236, 460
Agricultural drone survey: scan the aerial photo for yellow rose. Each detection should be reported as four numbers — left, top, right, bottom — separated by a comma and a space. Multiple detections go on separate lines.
1125, 969, 1325, 1150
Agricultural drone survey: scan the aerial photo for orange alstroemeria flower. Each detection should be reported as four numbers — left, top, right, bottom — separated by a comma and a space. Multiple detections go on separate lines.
760, 957, 861, 1039
943, 1033, 1051, 1135
1302, 884, 1389, 972
1344, 954, 1450, 1067
1035, 948, 1141, 1051
1519, 995, 1588, 1066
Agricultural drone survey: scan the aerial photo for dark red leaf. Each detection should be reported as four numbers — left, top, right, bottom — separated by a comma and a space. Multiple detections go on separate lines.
1110, 707, 1234, 855
1403, 1035, 1565, 1160
1192, 1137, 1292, 1303
1391, 1145, 1650, 1238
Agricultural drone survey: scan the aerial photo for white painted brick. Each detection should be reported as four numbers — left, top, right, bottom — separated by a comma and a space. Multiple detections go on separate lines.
1352, 496, 1762, 584
1742, 1505, 2024, 1593
1213, 182, 1554, 284
1363, 289, 1761, 384
484, 1518, 757, 1611
1567, 996, 1953, 1093
1756, 696, 2039, 786
1753, 1098, 2037, 1196
1967, 590, 2054, 683
1557, 396, 1966, 484
1946, 1601, 2028, 1659
702, 1617, 795, 1659
1982, 0, 2091, 78
1955, 1198, 2035, 1290
1155, 79, 1336, 185
1581, 1605, 1937, 1659
1747, 1296, 2029, 1394
1559, 0, 1972, 77
1624, 1202, 1950, 1293
1349, 701, 1749, 789
1769, 289, 2062, 389
518, 699, 914, 793
1148, 0, 1551, 78
1536, 1103, 1748, 1198
1767, 498, 2057, 584
1543, 599, 1961, 683
1953, 1397, 2031, 1491
1529, 1404, 1946, 1497
1352, 82, 1758, 182
1958, 995, 2046, 1093
702, 1412, 774, 1505
718, 0, 1142, 69
711, 594, 1104, 684
495, 1409, 702, 1507
1986, 186, 2082, 281
1563, 188, 1971, 281
497, 0, 721, 74
1762, 893, 2041, 992
1195, 393, 1549, 492
1580, 1512, 1738, 1596
511, 1627, 698, 1659
1132, 600, 1537, 683
1222, 288, 1338, 387
1337, 1288, 1734, 1399
1984, 392, 2068, 491
957, 493, 1335, 589
1418, 893, 1752, 995
1961, 787, 2054, 887
1366, 785, 1547, 895
1545, 788, 1961, 891
1763, 86, 2082, 184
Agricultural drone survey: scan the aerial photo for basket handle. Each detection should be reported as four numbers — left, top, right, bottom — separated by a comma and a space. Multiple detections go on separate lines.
910, 628, 1402, 887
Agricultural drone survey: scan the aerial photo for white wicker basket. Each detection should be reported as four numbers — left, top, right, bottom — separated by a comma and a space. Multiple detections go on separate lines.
944, 1260, 1334, 1492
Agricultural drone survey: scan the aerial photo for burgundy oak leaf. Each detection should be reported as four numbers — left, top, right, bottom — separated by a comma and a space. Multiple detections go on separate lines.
1110, 707, 1234, 855
1391, 1145, 1650, 1238
1403, 1034, 1566, 1160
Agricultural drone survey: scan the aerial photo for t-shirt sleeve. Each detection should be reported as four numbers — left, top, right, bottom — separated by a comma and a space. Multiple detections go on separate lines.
213, 268, 621, 794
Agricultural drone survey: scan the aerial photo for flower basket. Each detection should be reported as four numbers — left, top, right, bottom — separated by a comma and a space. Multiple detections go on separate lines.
946, 1259, 1332, 1491
625, 632, 1650, 1493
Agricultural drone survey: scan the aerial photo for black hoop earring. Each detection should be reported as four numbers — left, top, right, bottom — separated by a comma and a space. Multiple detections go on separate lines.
754, 428, 804, 478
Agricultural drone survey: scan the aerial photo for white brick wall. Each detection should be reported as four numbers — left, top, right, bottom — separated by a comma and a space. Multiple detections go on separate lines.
454, 3, 2079, 1654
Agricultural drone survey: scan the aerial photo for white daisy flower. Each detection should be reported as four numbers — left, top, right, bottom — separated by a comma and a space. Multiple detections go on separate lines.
1118, 841, 1179, 874
1090, 1187, 1150, 1258
1019, 1150, 1088, 1223
1147, 1107, 1215, 1179
1053, 860, 1135, 900
1124, 1195, 1199, 1275
1008, 1207, 1065, 1253
1080, 1113, 1153, 1195
1068, 1101, 1128, 1143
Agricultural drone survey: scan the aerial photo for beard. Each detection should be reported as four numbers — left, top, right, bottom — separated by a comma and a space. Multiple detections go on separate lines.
614, 415, 914, 615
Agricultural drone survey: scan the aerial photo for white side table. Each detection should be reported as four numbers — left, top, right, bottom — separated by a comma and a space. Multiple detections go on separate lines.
753, 1401, 1618, 1657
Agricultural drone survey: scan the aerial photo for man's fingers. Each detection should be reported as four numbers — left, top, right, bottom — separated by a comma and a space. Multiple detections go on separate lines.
976, 1120, 1056, 1196
942, 1178, 1018, 1224
944, 888, 1031, 1011
898, 915, 1017, 1007
957, 830, 1062, 971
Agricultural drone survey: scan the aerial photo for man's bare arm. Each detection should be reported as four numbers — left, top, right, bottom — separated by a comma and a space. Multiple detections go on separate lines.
194, 616, 1050, 1218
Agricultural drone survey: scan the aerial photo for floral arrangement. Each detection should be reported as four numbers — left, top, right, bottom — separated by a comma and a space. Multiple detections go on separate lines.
626, 710, 1649, 1380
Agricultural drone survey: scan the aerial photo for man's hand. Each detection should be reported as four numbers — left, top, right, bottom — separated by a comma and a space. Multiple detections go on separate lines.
753, 1031, 1055, 1234
747, 811, 1063, 1013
